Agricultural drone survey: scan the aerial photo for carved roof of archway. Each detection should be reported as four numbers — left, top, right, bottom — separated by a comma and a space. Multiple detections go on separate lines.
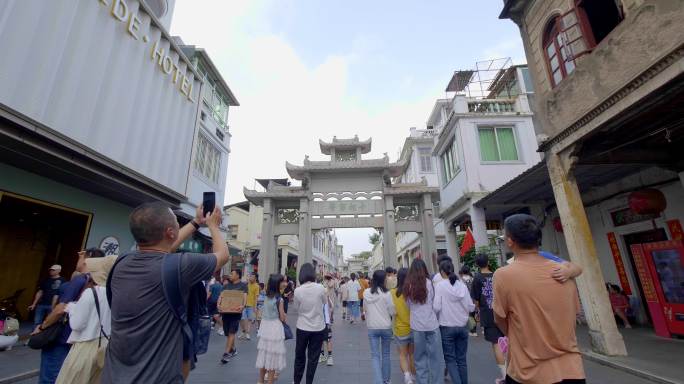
243, 186, 308, 205
286, 158, 406, 180
319, 136, 372, 155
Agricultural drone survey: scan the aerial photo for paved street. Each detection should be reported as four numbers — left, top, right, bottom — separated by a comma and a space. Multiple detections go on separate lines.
7, 308, 658, 384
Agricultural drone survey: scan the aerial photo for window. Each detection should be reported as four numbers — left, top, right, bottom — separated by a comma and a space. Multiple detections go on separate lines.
478, 127, 519, 162
543, 17, 576, 87
194, 134, 221, 184
576, 0, 623, 46
440, 140, 459, 184
418, 147, 433, 173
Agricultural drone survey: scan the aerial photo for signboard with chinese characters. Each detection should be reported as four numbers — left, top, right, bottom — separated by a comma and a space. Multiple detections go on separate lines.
311, 200, 383, 216
99, 236, 120, 256
607, 232, 632, 295
667, 220, 683, 240
610, 208, 659, 227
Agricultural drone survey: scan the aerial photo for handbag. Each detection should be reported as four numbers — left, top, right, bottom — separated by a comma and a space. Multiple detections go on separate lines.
278, 297, 293, 340
27, 316, 66, 350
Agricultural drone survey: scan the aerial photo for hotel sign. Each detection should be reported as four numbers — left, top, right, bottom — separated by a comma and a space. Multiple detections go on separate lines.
97, 0, 196, 102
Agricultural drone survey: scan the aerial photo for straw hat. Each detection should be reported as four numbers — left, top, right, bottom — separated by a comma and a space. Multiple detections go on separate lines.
85, 255, 118, 286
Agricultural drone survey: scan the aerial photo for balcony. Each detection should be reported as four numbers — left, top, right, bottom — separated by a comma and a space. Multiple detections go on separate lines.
467, 99, 515, 113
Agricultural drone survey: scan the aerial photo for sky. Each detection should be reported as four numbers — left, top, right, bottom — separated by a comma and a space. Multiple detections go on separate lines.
170, 0, 525, 257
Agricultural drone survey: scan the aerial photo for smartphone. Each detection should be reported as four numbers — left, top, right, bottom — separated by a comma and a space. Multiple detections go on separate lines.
202, 192, 216, 217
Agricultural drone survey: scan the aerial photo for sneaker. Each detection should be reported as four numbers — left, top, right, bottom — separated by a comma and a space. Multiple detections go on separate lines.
228, 349, 238, 358
469, 332, 477, 337
245, 333, 251, 341
217, 328, 225, 336
220, 353, 230, 364
319, 354, 327, 364
404, 372, 413, 384
326, 355, 334, 366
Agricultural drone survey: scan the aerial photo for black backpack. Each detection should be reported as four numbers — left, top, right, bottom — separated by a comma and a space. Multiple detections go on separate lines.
107, 253, 211, 363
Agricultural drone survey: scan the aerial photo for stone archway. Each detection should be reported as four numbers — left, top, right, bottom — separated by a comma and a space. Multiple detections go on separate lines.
244, 136, 440, 277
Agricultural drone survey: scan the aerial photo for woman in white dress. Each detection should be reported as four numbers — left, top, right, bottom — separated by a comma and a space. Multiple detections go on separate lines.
256, 273, 287, 384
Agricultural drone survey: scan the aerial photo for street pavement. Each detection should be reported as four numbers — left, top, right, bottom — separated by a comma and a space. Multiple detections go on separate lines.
10, 308, 657, 384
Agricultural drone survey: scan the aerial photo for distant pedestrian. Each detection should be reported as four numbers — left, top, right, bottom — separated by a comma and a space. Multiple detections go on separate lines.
207, 277, 224, 335
255, 274, 287, 384
239, 273, 260, 341
432, 255, 452, 284
346, 273, 362, 323
472, 253, 506, 380
339, 277, 349, 320
56, 255, 116, 384
103, 203, 228, 383
220, 269, 248, 364
364, 270, 396, 384
256, 282, 266, 331
385, 267, 397, 290
404, 258, 442, 384
391, 268, 416, 384
318, 291, 334, 366
281, 277, 294, 313
293, 263, 327, 384
434, 259, 475, 384
29, 265, 66, 327
493, 214, 585, 383
607, 283, 631, 328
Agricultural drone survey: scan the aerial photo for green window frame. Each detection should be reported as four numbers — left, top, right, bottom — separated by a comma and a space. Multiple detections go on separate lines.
478, 127, 519, 162
440, 139, 459, 184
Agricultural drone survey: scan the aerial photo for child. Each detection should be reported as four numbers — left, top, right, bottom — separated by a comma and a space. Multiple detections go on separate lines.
319, 295, 334, 366
256, 283, 266, 331
256, 274, 287, 384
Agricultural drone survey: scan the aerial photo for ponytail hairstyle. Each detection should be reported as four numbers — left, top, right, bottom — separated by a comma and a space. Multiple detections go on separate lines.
439, 260, 458, 286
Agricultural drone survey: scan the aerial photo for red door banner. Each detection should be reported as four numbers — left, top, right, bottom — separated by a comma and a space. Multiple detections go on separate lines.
607, 233, 632, 295
667, 220, 683, 241
642, 241, 684, 336
630, 244, 670, 338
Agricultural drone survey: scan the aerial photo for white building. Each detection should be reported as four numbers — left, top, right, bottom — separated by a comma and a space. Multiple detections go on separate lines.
394, 128, 447, 267
433, 64, 541, 259
0, 0, 237, 318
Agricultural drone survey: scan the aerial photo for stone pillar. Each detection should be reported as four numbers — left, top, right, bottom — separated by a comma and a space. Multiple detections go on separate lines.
547, 152, 627, 356
259, 198, 275, 278
469, 205, 488, 248
420, 193, 437, 274
445, 223, 461, 270
281, 248, 288, 275
383, 195, 398, 269
297, 198, 312, 278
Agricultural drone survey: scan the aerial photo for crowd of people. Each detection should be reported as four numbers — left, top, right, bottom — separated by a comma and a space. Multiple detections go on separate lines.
26, 199, 589, 384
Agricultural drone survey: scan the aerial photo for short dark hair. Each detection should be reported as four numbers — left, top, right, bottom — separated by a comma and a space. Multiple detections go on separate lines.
350, 273, 357, 280
475, 253, 489, 268
267, 274, 284, 298
299, 263, 316, 285
232, 269, 243, 279
385, 266, 396, 274
504, 214, 542, 249
459, 265, 471, 275
129, 202, 176, 245
437, 254, 452, 265
85, 247, 105, 258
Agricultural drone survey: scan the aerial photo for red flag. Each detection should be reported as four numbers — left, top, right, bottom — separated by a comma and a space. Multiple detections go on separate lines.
460, 228, 475, 257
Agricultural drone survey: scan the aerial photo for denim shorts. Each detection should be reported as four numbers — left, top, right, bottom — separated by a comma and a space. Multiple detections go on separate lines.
394, 331, 413, 345
242, 306, 255, 320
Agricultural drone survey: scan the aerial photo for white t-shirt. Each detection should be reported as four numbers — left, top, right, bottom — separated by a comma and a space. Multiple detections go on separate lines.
293, 282, 327, 332
346, 280, 361, 302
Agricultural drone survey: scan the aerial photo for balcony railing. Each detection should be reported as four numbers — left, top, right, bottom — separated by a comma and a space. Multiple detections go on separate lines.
467, 99, 515, 113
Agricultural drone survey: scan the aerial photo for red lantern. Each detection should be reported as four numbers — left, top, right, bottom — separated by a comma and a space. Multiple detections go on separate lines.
552, 217, 563, 233
628, 188, 667, 215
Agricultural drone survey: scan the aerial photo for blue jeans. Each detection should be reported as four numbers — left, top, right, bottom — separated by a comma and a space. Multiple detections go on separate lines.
440, 325, 469, 384
413, 328, 443, 384
34, 304, 52, 326
368, 328, 393, 384
348, 301, 360, 319
39, 343, 70, 384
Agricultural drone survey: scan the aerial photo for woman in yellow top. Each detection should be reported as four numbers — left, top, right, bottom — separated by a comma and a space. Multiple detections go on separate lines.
390, 268, 416, 384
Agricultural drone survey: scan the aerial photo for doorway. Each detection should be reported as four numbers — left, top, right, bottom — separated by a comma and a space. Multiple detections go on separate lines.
0, 192, 91, 321
623, 228, 668, 325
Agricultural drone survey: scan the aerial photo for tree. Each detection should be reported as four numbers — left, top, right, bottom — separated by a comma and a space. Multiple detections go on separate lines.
369, 231, 381, 246
358, 251, 373, 260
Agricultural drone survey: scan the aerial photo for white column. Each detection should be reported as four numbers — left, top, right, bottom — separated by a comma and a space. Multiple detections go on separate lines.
297, 198, 312, 278
469, 205, 488, 248
420, 193, 437, 274
259, 198, 275, 277
547, 153, 627, 356
383, 195, 398, 269
445, 223, 461, 270
280, 248, 288, 275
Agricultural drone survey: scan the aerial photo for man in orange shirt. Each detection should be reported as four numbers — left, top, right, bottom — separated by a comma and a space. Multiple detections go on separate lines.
493, 214, 585, 384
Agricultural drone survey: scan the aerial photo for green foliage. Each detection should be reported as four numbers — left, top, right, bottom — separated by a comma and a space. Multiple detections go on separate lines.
456, 234, 499, 272
286, 267, 297, 281
369, 231, 381, 246
358, 251, 373, 260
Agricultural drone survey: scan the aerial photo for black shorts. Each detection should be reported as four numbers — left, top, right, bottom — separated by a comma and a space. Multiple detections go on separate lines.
207, 300, 218, 316
484, 326, 504, 344
342, 301, 347, 307
222, 313, 241, 335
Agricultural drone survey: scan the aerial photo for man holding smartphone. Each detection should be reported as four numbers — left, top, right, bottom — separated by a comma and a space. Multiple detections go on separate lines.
102, 202, 229, 384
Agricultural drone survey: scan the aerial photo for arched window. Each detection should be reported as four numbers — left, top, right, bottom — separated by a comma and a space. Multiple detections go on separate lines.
543, 16, 576, 87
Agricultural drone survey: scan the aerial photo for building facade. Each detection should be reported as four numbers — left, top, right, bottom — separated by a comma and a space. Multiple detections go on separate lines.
432, 63, 541, 263
0, 0, 237, 320
498, 0, 684, 355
